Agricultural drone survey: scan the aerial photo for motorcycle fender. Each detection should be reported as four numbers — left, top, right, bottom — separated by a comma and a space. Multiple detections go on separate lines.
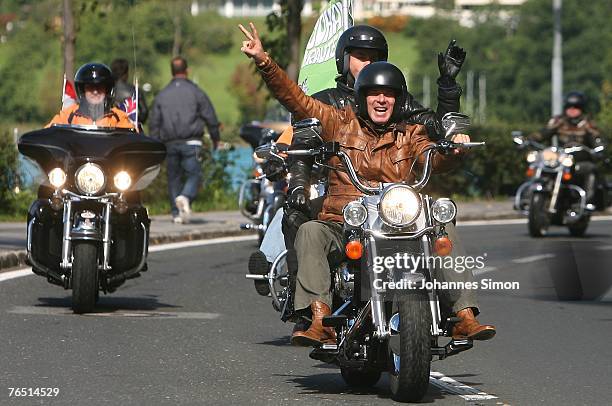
71, 211, 102, 241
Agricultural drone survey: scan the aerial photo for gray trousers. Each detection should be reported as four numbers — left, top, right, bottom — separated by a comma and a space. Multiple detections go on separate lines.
294, 220, 478, 315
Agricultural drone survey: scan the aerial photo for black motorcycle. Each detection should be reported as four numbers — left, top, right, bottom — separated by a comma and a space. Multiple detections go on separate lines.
247, 115, 484, 402
512, 131, 608, 237
18, 125, 166, 313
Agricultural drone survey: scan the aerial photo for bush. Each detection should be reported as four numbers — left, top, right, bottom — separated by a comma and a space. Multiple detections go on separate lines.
0, 128, 36, 220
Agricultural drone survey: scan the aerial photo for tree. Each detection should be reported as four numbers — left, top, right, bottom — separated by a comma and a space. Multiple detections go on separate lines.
62, 0, 75, 79
262, 0, 304, 82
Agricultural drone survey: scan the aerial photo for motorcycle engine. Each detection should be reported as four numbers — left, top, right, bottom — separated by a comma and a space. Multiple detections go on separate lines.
334, 262, 354, 300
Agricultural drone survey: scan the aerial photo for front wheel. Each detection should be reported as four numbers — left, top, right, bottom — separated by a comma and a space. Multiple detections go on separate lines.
389, 292, 432, 402
528, 193, 550, 237
568, 216, 590, 237
72, 241, 99, 314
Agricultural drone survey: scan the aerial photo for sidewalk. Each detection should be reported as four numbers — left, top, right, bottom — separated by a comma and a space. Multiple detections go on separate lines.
1, 199, 610, 271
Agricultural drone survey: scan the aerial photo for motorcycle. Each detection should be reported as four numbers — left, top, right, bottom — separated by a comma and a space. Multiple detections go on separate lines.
246, 114, 484, 402
512, 131, 607, 237
238, 126, 287, 245
18, 125, 166, 313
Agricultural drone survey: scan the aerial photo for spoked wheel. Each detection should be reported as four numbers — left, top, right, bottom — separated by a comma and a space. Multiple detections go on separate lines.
388, 292, 432, 402
341, 366, 381, 388
71, 241, 99, 314
528, 193, 550, 237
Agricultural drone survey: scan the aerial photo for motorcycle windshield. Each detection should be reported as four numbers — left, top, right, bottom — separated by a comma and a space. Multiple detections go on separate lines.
18, 125, 166, 176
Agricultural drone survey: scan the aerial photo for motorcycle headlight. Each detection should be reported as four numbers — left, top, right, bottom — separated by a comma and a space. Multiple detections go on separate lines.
48, 168, 66, 189
561, 155, 574, 167
542, 148, 559, 167
526, 151, 538, 163
75, 163, 106, 195
343, 201, 367, 227
113, 171, 132, 191
431, 198, 457, 224
379, 185, 421, 227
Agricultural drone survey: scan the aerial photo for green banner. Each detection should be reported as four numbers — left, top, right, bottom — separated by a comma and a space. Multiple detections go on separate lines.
298, 0, 353, 96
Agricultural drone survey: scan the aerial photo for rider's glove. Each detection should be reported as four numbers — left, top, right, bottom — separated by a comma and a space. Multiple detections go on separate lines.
287, 186, 310, 213
261, 159, 285, 182
438, 40, 466, 87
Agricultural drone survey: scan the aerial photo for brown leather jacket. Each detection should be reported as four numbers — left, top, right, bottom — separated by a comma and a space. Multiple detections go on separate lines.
258, 58, 462, 223
532, 115, 603, 149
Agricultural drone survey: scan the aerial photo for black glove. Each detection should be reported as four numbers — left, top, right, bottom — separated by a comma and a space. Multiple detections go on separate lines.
261, 159, 285, 182
438, 40, 466, 85
287, 186, 310, 213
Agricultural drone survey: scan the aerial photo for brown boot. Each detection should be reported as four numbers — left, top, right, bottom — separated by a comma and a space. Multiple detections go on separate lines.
290, 301, 337, 347
452, 308, 496, 341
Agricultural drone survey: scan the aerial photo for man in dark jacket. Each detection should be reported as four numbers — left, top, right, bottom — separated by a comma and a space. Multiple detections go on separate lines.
110, 58, 149, 125
149, 57, 221, 224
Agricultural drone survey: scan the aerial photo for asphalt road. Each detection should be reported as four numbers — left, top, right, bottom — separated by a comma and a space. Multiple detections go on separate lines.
1, 220, 611, 405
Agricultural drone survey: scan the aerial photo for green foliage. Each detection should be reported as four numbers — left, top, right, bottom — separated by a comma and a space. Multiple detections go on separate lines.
405, 0, 612, 123
426, 121, 537, 198
0, 128, 36, 219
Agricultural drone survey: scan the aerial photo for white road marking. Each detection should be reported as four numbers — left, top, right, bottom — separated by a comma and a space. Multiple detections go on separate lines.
8, 305, 220, 319
511, 253, 555, 264
595, 245, 612, 251
0, 267, 32, 282
473, 266, 498, 276
148, 234, 257, 252
430, 371, 498, 401
459, 214, 612, 227
0, 235, 258, 283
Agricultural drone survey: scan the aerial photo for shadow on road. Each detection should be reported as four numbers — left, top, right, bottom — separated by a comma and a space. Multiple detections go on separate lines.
36, 295, 181, 312
256, 335, 292, 347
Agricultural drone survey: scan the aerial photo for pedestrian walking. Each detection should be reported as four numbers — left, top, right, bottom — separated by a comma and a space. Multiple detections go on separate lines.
149, 56, 221, 224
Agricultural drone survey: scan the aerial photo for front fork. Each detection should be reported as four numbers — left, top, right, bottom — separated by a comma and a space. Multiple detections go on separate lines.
60, 199, 113, 273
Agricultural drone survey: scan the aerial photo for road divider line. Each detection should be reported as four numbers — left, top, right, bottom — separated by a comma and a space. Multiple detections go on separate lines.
430, 371, 498, 401
0, 267, 32, 282
596, 245, 612, 251
459, 215, 612, 227
511, 253, 555, 264
473, 266, 498, 276
148, 235, 257, 252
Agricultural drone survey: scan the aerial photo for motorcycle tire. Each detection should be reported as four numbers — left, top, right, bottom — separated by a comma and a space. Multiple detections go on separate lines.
389, 291, 431, 402
528, 193, 550, 237
340, 367, 381, 388
568, 216, 590, 237
71, 241, 99, 314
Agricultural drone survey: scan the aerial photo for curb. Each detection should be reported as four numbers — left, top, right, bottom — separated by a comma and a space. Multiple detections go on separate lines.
0, 228, 255, 272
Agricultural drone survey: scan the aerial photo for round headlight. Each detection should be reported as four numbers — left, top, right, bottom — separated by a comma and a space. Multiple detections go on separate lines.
379, 185, 421, 227
542, 148, 559, 167
48, 168, 66, 189
343, 201, 367, 227
114, 171, 132, 191
431, 198, 457, 224
561, 155, 574, 167
526, 151, 538, 163
75, 163, 106, 195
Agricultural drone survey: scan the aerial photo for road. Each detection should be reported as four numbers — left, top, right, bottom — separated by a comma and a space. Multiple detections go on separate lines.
1, 220, 611, 405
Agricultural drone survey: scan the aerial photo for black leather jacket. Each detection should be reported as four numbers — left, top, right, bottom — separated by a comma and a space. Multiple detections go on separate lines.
311, 76, 461, 139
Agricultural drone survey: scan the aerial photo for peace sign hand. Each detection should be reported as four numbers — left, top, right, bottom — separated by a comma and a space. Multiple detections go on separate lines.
238, 22, 267, 64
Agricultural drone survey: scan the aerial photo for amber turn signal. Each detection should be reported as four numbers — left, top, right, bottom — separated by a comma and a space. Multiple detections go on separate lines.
345, 240, 363, 260
562, 172, 572, 181
526, 167, 535, 177
434, 236, 453, 256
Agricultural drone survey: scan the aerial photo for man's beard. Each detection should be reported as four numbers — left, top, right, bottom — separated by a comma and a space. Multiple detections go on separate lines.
80, 99, 106, 121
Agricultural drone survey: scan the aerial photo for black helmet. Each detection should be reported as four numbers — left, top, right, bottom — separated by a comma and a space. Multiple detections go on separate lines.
564, 91, 586, 110
74, 62, 115, 111
354, 62, 406, 122
335, 25, 388, 77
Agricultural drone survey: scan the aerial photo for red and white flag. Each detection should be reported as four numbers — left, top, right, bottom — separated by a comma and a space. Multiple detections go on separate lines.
62, 74, 77, 109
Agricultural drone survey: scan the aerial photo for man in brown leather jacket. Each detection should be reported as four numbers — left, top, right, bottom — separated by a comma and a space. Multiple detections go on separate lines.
240, 22, 495, 346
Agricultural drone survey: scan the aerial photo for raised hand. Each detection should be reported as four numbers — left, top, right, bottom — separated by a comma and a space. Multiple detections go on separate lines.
238, 22, 267, 64
451, 133, 471, 155
438, 39, 466, 80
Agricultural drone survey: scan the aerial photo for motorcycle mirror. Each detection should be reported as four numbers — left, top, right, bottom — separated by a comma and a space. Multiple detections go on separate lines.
512, 136, 524, 146
594, 145, 604, 153
441, 112, 471, 139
